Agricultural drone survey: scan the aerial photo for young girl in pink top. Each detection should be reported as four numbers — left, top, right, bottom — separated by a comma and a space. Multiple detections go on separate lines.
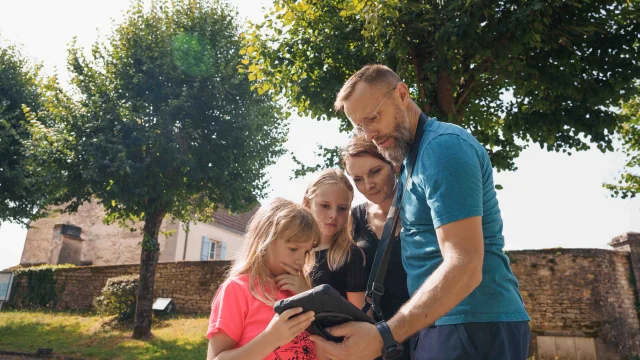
206, 198, 322, 360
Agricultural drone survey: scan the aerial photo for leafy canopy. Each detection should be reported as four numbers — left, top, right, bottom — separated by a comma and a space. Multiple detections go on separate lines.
45, 0, 289, 226
605, 90, 640, 199
244, 0, 640, 172
0, 41, 71, 224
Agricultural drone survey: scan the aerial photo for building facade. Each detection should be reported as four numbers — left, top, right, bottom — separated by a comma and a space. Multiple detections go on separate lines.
19, 199, 259, 266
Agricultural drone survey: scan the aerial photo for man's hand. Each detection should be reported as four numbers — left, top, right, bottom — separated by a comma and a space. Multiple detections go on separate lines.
309, 321, 383, 360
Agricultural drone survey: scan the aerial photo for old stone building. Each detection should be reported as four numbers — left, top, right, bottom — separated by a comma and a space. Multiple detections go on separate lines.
18, 199, 259, 266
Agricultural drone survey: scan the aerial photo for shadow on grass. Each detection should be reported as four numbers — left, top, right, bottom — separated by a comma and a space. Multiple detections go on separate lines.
0, 311, 208, 360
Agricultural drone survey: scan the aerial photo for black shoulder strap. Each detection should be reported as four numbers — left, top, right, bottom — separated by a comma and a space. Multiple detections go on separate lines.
362, 113, 428, 319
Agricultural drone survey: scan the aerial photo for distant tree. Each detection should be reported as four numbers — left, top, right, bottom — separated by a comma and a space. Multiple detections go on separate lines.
31, 0, 288, 339
605, 91, 640, 199
0, 40, 71, 224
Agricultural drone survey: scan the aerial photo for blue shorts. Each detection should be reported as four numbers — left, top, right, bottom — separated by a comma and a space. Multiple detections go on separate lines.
410, 321, 530, 360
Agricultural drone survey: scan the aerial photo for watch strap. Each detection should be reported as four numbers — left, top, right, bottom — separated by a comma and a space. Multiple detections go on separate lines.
376, 321, 397, 349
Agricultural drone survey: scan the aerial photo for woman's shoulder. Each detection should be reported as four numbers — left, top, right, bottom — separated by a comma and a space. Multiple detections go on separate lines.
351, 202, 370, 240
349, 242, 363, 252
351, 202, 368, 220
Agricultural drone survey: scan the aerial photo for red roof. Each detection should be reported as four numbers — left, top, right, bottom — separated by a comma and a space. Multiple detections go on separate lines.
210, 204, 260, 234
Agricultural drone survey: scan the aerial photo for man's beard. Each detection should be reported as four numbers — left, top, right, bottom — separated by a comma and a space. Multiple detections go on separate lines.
377, 105, 412, 165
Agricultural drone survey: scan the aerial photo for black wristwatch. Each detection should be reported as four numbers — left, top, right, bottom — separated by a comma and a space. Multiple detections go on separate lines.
375, 321, 404, 360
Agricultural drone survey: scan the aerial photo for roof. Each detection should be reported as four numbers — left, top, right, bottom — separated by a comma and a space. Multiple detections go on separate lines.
210, 204, 261, 234
2, 264, 25, 272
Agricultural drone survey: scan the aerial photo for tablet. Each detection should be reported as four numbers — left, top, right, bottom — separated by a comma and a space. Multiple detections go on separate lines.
274, 284, 375, 342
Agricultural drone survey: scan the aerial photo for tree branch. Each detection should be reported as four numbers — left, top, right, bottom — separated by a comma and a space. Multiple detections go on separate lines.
456, 76, 476, 106
437, 71, 456, 121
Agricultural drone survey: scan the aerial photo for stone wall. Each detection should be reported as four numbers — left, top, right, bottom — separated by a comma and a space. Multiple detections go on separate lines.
508, 249, 640, 359
7, 261, 230, 314
7, 241, 640, 359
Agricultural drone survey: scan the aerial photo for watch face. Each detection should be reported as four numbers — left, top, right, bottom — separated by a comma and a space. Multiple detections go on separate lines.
384, 344, 404, 360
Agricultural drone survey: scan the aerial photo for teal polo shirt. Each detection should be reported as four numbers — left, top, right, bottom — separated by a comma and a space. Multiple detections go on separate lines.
399, 116, 530, 325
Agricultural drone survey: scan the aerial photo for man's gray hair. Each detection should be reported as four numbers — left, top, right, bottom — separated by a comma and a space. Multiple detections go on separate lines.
334, 64, 401, 113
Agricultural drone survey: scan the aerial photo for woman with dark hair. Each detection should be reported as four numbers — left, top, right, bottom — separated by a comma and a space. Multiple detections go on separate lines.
341, 131, 410, 360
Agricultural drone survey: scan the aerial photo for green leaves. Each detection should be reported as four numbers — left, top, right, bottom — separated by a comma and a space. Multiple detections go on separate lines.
171, 33, 215, 77
0, 41, 72, 224
605, 90, 640, 199
250, 0, 640, 175
60, 0, 287, 226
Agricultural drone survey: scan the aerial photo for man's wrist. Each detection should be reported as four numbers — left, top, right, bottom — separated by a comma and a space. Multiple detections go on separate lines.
376, 321, 404, 359
387, 313, 410, 343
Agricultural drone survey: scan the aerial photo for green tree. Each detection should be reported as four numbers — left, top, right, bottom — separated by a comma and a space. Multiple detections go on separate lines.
605, 92, 640, 199
244, 0, 640, 172
0, 40, 71, 224
36, 0, 287, 339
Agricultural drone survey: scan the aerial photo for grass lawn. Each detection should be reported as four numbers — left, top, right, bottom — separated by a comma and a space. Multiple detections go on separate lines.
0, 310, 209, 360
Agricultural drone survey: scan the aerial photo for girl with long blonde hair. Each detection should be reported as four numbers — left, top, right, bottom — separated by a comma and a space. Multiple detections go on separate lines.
302, 168, 367, 309
206, 198, 321, 360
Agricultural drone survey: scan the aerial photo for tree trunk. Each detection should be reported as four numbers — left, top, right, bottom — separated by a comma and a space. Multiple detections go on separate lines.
131, 210, 166, 340
410, 47, 431, 114
436, 71, 456, 122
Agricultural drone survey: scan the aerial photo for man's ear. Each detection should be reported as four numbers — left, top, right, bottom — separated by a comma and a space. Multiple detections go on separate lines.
397, 82, 410, 106
392, 163, 401, 175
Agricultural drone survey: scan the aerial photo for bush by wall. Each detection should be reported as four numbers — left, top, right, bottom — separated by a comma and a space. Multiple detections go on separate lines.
93, 275, 139, 321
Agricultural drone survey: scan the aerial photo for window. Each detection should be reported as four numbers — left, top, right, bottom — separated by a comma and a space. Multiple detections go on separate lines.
208, 241, 217, 260
200, 236, 227, 260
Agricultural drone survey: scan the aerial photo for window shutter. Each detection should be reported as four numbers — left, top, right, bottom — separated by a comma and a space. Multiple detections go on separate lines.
200, 236, 210, 261
220, 242, 227, 260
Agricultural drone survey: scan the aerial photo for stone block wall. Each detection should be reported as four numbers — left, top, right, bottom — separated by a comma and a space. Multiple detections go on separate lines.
6, 239, 640, 359
7, 261, 230, 314
508, 248, 640, 359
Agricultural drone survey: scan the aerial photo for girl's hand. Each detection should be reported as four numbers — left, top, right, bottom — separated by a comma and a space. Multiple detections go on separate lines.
275, 263, 312, 295
265, 307, 315, 347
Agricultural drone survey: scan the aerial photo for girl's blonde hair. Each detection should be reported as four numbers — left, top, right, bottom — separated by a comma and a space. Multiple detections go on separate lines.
303, 168, 355, 271
228, 197, 321, 305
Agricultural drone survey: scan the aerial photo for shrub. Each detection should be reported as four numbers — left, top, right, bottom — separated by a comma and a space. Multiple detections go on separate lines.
94, 275, 138, 321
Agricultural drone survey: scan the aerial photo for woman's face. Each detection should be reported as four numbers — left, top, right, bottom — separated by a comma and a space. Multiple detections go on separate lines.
307, 184, 351, 239
345, 155, 396, 205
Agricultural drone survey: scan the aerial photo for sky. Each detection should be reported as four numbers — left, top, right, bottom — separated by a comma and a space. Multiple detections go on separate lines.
1, 0, 639, 270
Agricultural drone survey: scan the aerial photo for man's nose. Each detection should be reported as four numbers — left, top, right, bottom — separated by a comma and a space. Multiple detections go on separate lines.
363, 127, 376, 142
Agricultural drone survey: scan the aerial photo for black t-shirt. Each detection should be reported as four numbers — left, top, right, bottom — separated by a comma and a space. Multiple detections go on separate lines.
351, 203, 410, 321
310, 243, 366, 299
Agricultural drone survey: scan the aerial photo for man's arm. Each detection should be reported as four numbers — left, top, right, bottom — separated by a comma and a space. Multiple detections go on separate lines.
308, 216, 485, 360
388, 215, 484, 342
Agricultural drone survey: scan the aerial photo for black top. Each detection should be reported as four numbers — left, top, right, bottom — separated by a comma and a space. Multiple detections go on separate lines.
310, 243, 366, 299
351, 203, 409, 322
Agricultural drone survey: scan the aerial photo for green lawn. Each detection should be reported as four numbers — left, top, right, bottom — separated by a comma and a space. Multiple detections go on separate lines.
0, 310, 209, 360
